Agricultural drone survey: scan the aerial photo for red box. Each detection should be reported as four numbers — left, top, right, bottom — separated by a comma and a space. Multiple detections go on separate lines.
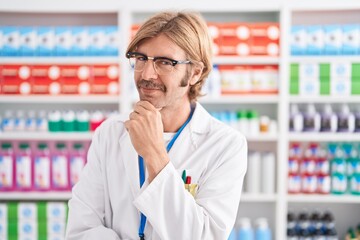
218, 37, 250, 56
249, 23, 280, 56
60, 65, 91, 95
91, 64, 119, 95
1, 65, 32, 95
32, 65, 61, 95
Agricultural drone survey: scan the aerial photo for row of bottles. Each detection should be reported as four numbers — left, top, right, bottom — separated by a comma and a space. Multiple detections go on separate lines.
0, 201, 67, 240
0, 109, 117, 132
289, 104, 360, 133
346, 225, 360, 240
210, 110, 277, 136
288, 142, 360, 195
0, 141, 89, 191
229, 218, 272, 240
287, 210, 338, 239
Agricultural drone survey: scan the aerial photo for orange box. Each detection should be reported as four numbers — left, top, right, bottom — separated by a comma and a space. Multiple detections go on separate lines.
249, 23, 280, 40
91, 64, 119, 95
1, 65, 32, 95
219, 65, 252, 94
250, 38, 279, 56
31, 65, 61, 95
250, 65, 279, 94
219, 22, 250, 40
218, 37, 251, 56
60, 65, 91, 95
249, 23, 280, 56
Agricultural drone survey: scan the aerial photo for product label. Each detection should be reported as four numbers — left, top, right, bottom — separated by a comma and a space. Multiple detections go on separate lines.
34, 157, 50, 189
288, 174, 301, 193
70, 156, 85, 186
317, 175, 331, 193
16, 156, 31, 188
302, 175, 317, 193
52, 155, 68, 188
0, 156, 13, 188
331, 174, 347, 193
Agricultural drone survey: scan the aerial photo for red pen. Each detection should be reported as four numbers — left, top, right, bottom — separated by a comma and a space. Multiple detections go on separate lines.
185, 176, 191, 184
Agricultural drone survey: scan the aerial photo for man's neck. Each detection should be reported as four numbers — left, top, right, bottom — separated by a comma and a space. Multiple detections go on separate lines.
161, 101, 193, 133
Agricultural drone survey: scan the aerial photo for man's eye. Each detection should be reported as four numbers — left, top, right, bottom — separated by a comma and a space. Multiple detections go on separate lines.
158, 60, 172, 66
136, 56, 147, 61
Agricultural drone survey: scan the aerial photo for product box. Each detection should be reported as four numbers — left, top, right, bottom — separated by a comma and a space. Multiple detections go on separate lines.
342, 24, 360, 55
324, 25, 342, 55
220, 22, 250, 40
91, 64, 119, 94
351, 80, 360, 95
290, 80, 299, 95
104, 26, 119, 56
31, 65, 61, 95
207, 22, 221, 41
55, 27, 72, 56
291, 25, 307, 55
0, 27, 3, 57
19, 27, 37, 56
217, 23, 251, 56
59, 65, 91, 95
319, 78, 330, 95
251, 65, 278, 94
250, 23, 280, 56
331, 62, 351, 79
88, 26, 106, 56
47, 202, 67, 220
2, 26, 20, 56
218, 37, 250, 56
219, 65, 252, 94
18, 203, 37, 220
52, 154, 69, 189
250, 38, 279, 56
0, 220, 7, 239
47, 220, 66, 237
299, 63, 319, 80
331, 78, 351, 96
300, 78, 320, 96
1, 65, 32, 94
37, 27, 55, 56
71, 26, 89, 56
306, 25, 325, 55
18, 220, 38, 239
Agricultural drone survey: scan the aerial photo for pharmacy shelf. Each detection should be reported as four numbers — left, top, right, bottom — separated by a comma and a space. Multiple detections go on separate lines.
200, 95, 279, 104
288, 133, 360, 142
290, 56, 360, 63
241, 193, 277, 202
0, 57, 119, 64
245, 133, 278, 142
287, 194, 360, 204
0, 95, 119, 104
289, 0, 360, 11
0, 132, 93, 141
289, 96, 360, 104
213, 56, 280, 65
0, 192, 72, 201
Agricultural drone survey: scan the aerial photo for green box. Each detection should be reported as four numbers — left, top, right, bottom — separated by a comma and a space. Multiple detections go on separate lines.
290, 81, 299, 95
351, 81, 360, 95
320, 63, 330, 77
290, 63, 299, 78
352, 63, 360, 78
320, 81, 330, 95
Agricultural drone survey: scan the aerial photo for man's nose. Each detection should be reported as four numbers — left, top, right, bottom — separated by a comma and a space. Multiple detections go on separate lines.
141, 60, 158, 80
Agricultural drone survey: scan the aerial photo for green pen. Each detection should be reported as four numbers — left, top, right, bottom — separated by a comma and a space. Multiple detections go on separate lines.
182, 170, 186, 183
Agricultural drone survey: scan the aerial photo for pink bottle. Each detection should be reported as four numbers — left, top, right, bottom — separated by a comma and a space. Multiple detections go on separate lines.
70, 142, 86, 188
51, 142, 70, 190
34, 142, 51, 191
15, 142, 33, 191
0, 142, 15, 191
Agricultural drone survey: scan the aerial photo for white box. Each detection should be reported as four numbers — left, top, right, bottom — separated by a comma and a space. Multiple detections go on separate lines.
331, 78, 351, 96
47, 202, 67, 220
2, 26, 20, 56
0, 204, 7, 222
324, 25, 342, 55
306, 25, 324, 55
37, 27, 55, 56
18, 203, 37, 220
300, 63, 319, 79
89, 26, 106, 56
55, 26, 72, 56
20, 27, 37, 56
300, 78, 320, 96
342, 24, 360, 55
71, 26, 89, 56
19, 220, 38, 238
331, 62, 351, 78
47, 220, 66, 236
104, 26, 119, 56
0, 220, 7, 238
291, 25, 307, 55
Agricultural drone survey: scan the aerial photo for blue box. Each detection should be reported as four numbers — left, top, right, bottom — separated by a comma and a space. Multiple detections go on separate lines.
55, 26, 72, 56
20, 27, 37, 56
342, 24, 359, 55
37, 27, 55, 56
306, 25, 325, 55
291, 25, 307, 55
2, 26, 20, 56
71, 26, 89, 56
324, 25, 342, 55
104, 26, 119, 56
88, 26, 106, 56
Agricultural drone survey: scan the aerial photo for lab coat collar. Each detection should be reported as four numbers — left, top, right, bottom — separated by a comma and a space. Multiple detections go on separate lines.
189, 102, 211, 135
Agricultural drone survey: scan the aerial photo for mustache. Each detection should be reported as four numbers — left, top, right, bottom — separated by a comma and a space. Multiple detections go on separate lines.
137, 79, 166, 92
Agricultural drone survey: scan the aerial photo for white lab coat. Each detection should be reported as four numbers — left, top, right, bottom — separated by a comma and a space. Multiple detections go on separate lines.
65, 102, 247, 240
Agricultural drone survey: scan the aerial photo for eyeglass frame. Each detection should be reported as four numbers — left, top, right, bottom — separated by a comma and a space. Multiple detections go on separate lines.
126, 51, 192, 74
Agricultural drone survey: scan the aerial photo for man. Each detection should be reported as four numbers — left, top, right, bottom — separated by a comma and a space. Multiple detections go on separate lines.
66, 11, 247, 240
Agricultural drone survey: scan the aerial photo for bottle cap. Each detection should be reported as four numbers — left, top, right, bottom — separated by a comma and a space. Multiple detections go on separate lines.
73, 143, 83, 150
247, 110, 258, 119
1, 142, 12, 149
236, 110, 247, 120
255, 218, 269, 229
19, 143, 30, 149
56, 143, 66, 149
239, 218, 251, 229
37, 143, 48, 150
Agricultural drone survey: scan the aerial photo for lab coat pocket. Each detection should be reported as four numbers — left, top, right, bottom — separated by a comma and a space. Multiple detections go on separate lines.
180, 168, 199, 197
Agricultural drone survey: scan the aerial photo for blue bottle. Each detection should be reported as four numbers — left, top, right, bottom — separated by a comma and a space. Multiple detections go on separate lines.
238, 218, 254, 240
255, 218, 271, 240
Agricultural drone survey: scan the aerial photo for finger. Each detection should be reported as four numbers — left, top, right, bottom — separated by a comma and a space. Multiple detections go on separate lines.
136, 101, 157, 111
129, 111, 140, 120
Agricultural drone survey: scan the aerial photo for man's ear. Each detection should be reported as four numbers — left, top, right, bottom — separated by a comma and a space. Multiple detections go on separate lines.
189, 62, 204, 85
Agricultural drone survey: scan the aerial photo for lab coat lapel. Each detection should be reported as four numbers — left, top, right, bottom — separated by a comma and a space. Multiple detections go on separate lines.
118, 131, 140, 199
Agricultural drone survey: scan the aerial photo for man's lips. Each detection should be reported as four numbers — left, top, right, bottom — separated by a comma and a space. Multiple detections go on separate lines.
137, 79, 166, 92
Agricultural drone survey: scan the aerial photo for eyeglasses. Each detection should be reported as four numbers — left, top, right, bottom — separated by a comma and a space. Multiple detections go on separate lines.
126, 51, 191, 75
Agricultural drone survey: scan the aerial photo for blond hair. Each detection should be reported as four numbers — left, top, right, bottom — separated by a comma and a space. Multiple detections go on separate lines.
126, 11, 213, 101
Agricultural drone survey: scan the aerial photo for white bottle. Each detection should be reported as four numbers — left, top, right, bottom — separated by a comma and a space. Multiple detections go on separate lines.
320, 104, 338, 132
289, 104, 303, 132
337, 104, 355, 132
14, 110, 26, 131
246, 151, 261, 193
2, 110, 14, 132
303, 104, 321, 132
262, 152, 275, 194
209, 65, 222, 98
